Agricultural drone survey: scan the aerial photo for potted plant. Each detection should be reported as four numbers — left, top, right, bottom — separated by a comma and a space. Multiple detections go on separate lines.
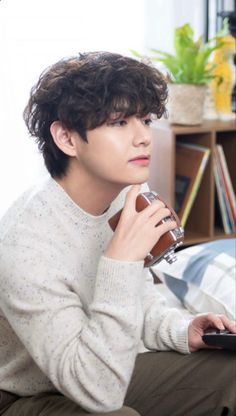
132, 23, 224, 125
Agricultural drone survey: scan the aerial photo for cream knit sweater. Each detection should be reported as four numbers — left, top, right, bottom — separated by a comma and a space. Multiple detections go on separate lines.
0, 177, 190, 413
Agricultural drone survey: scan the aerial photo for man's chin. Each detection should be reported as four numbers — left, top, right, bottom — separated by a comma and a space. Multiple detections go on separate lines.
113, 173, 149, 189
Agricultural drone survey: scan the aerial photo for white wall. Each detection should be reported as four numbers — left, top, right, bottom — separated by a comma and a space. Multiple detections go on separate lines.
0, 0, 145, 216
0, 0, 210, 216
143, 0, 205, 55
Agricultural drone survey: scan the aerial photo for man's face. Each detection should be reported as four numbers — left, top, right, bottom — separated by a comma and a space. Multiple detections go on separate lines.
73, 114, 153, 189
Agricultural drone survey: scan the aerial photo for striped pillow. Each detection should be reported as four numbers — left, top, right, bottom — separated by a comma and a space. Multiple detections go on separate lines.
153, 239, 236, 320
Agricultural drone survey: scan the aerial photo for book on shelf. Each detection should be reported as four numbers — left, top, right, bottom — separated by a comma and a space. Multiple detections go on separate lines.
175, 143, 210, 227
216, 144, 236, 229
213, 157, 232, 233
213, 144, 236, 233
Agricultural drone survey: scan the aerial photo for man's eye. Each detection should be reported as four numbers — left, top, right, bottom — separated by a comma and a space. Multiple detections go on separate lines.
143, 118, 153, 126
110, 120, 127, 127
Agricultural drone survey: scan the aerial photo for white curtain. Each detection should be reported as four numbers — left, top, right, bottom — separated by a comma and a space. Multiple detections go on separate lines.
0, 0, 207, 216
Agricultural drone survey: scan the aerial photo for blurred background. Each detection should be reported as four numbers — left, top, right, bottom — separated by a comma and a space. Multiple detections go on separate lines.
0, 0, 234, 216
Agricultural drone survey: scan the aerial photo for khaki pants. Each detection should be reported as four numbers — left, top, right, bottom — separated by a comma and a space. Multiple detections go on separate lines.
1, 350, 236, 416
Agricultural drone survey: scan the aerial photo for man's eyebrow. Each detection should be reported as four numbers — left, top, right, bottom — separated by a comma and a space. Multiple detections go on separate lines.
107, 112, 125, 121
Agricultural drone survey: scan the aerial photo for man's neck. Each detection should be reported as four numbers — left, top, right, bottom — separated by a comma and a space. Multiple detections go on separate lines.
55, 170, 124, 216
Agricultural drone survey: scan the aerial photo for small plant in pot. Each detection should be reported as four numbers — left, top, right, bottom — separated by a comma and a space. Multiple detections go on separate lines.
132, 23, 224, 125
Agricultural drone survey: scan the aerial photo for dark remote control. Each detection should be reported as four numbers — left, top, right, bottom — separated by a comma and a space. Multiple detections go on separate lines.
202, 329, 236, 351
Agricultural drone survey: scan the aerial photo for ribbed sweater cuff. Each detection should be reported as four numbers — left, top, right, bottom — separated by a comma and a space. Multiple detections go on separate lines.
94, 256, 145, 306
173, 319, 191, 354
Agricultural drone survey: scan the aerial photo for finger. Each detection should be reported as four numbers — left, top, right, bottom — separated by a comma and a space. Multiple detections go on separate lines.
203, 313, 227, 331
218, 315, 236, 333
124, 185, 140, 206
153, 218, 177, 237
139, 199, 166, 218
132, 200, 167, 225
149, 206, 174, 227
154, 207, 172, 224
121, 185, 141, 218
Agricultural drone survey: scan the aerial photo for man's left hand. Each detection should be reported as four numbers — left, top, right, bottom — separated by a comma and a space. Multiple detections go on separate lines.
188, 313, 236, 352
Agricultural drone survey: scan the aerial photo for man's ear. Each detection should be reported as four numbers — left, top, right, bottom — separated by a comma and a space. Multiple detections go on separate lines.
50, 121, 77, 157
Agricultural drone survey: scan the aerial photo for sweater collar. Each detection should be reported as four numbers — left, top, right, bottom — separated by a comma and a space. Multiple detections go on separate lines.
45, 177, 111, 225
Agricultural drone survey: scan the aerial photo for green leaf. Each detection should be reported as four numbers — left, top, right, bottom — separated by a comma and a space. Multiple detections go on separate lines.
129, 49, 143, 58
130, 23, 226, 84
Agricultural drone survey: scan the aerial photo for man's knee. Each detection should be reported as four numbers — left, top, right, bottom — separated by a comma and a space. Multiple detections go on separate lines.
117, 407, 141, 416
94, 406, 140, 416
2, 396, 141, 416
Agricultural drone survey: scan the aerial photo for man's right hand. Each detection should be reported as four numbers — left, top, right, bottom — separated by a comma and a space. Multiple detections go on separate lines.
105, 185, 177, 263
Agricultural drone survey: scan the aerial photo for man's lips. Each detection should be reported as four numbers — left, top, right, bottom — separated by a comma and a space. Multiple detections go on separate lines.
129, 155, 150, 161
129, 155, 150, 165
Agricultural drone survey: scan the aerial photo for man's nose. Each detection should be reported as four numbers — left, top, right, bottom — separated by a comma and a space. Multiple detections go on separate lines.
132, 121, 152, 146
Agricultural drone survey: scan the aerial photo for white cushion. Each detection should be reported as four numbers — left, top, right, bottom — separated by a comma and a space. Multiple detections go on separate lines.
153, 239, 236, 320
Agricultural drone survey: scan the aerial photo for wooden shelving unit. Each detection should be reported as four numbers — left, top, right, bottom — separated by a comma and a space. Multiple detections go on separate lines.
148, 119, 236, 245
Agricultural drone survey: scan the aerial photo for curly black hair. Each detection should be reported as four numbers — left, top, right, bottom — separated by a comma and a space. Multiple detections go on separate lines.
24, 51, 168, 178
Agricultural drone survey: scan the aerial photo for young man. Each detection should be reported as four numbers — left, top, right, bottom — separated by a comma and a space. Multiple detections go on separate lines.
0, 52, 235, 416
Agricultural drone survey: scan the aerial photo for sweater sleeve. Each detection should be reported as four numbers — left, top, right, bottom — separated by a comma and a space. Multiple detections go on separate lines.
141, 269, 192, 354
0, 237, 146, 413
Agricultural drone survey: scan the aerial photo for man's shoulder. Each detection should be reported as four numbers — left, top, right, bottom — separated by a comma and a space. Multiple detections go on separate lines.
0, 176, 55, 239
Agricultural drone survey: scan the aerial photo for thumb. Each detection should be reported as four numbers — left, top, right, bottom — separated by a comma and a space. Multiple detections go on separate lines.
123, 184, 141, 215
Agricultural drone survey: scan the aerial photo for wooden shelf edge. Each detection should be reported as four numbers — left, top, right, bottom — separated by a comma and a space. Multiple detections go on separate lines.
154, 119, 236, 134
183, 231, 236, 247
